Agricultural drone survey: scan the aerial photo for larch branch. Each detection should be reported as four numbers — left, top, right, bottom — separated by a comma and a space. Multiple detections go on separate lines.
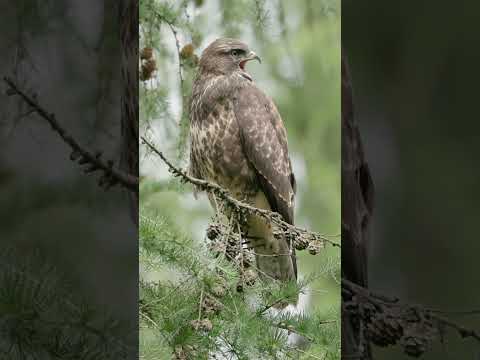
342, 277, 480, 357
141, 136, 340, 251
4, 76, 139, 192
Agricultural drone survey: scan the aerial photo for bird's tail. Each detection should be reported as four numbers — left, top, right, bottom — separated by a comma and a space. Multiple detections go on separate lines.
246, 214, 298, 306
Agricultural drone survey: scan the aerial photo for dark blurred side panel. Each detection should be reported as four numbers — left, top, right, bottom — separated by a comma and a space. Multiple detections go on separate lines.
0, 1, 138, 358
341, 51, 374, 359
343, 1, 480, 359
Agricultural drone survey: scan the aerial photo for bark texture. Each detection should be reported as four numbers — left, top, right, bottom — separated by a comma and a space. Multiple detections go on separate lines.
120, 0, 139, 226
341, 50, 375, 359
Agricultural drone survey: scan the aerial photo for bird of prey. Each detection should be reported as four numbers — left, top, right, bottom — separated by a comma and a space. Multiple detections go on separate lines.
189, 38, 297, 283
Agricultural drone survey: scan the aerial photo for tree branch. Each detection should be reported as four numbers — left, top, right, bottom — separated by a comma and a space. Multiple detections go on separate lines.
151, 8, 184, 92
167, 22, 184, 89
140, 136, 340, 252
4, 77, 139, 192
342, 277, 480, 357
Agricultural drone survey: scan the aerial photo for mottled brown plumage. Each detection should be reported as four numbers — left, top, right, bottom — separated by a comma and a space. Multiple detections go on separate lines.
189, 38, 297, 283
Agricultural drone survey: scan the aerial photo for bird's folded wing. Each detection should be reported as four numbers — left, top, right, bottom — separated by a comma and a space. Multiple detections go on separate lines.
233, 84, 296, 226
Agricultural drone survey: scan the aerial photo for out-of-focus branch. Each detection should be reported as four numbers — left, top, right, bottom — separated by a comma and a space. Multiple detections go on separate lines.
342, 278, 480, 358
4, 77, 139, 192
167, 22, 184, 89
140, 136, 340, 252
152, 9, 184, 90
341, 49, 374, 359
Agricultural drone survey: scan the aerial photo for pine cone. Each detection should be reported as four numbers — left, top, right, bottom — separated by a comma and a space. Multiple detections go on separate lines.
399, 336, 427, 357
190, 319, 213, 332
206, 223, 221, 240
140, 47, 153, 60
180, 44, 195, 60
366, 312, 403, 347
201, 295, 222, 315
140, 59, 156, 81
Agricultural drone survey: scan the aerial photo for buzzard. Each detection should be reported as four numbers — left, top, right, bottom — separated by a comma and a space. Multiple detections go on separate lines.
189, 38, 297, 283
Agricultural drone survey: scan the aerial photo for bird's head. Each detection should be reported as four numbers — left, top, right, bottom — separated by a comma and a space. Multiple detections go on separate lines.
198, 38, 261, 79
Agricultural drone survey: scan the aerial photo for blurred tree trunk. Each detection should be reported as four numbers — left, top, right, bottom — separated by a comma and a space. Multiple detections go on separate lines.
119, 0, 139, 226
341, 50, 374, 359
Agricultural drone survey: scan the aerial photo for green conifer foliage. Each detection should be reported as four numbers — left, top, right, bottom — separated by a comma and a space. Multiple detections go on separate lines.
140, 1, 341, 358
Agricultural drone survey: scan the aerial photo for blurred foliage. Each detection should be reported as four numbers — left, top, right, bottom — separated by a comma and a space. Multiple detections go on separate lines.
0, 249, 132, 359
140, 0, 340, 358
0, 1, 137, 358
344, 1, 480, 359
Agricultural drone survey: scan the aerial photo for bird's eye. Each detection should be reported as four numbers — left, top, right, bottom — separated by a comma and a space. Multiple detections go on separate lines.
230, 49, 243, 57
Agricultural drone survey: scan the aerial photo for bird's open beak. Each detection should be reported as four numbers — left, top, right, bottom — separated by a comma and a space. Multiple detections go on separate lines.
239, 51, 261, 72
246, 51, 261, 64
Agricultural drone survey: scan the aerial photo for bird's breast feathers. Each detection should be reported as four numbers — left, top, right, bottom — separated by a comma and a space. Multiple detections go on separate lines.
189, 74, 294, 215
190, 94, 256, 197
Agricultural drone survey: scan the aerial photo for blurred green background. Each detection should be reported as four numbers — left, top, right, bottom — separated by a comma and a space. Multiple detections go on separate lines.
140, 0, 341, 340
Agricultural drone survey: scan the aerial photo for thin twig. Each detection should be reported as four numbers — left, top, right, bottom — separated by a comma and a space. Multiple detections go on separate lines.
152, 9, 184, 93
276, 322, 315, 342
198, 287, 204, 321
256, 297, 290, 316
428, 308, 480, 316
430, 314, 480, 342
167, 22, 184, 89
290, 346, 326, 360
140, 310, 160, 329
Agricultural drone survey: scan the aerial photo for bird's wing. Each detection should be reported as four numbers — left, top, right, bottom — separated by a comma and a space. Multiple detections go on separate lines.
233, 84, 296, 225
